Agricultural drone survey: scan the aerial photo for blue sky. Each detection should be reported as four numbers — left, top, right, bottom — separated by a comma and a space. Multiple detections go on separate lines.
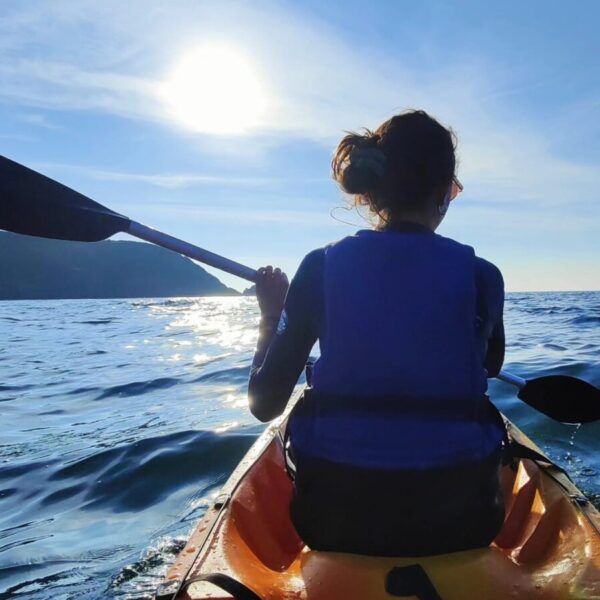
1, 0, 598, 291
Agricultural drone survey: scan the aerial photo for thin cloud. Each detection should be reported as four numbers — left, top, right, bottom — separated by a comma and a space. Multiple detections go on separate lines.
30, 162, 322, 189
139, 204, 339, 227
20, 112, 62, 130
94, 171, 276, 189
0, 0, 598, 245
0, 132, 36, 142
0, 59, 160, 123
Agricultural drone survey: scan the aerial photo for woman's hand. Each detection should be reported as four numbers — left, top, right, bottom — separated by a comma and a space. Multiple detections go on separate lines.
256, 266, 289, 320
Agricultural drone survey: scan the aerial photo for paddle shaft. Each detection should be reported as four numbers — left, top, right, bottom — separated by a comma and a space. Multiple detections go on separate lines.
497, 370, 526, 389
128, 221, 258, 283
0, 155, 258, 282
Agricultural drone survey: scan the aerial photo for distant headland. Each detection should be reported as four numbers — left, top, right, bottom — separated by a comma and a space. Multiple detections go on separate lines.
0, 232, 238, 300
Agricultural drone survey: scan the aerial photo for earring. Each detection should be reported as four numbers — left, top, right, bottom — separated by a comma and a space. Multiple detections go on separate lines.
438, 197, 450, 215
439, 185, 453, 216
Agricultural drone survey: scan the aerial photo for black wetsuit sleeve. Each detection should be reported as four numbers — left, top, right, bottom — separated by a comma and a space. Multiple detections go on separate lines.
248, 249, 324, 422
476, 258, 505, 378
486, 319, 505, 378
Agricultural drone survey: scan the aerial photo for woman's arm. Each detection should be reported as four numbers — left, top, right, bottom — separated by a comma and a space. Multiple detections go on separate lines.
248, 251, 323, 421
478, 258, 505, 378
485, 319, 505, 378
251, 265, 290, 376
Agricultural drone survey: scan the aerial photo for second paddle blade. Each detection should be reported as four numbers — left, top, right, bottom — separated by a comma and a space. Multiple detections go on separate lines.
518, 375, 600, 424
0, 156, 130, 242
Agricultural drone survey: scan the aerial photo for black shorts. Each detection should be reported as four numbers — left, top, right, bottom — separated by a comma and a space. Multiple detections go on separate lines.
288, 447, 505, 557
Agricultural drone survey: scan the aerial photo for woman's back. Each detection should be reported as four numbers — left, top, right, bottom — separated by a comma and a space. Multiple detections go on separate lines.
287, 226, 505, 474
314, 227, 485, 400
248, 109, 507, 556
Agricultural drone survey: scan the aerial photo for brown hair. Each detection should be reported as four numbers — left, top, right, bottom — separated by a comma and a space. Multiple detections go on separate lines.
332, 110, 457, 224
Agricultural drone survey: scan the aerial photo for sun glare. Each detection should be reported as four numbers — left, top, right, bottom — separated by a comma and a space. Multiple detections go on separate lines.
162, 44, 268, 135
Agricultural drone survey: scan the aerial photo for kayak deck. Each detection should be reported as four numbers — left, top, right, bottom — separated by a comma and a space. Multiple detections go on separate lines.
157, 399, 600, 599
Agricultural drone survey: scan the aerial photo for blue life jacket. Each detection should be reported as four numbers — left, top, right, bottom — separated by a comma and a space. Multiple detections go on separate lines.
289, 229, 505, 470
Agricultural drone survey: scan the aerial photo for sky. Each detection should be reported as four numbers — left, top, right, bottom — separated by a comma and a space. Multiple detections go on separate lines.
0, 0, 598, 292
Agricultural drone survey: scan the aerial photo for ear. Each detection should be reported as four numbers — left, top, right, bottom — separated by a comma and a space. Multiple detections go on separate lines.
430, 182, 449, 209
438, 195, 450, 215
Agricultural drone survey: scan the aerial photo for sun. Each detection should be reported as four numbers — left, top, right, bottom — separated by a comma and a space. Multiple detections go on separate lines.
162, 44, 268, 135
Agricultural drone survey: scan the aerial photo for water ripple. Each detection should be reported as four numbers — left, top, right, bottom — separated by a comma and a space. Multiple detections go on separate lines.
95, 377, 181, 400
0, 293, 597, 599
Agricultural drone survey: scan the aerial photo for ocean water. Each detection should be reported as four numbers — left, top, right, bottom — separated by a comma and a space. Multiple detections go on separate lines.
0, 292, 599, 599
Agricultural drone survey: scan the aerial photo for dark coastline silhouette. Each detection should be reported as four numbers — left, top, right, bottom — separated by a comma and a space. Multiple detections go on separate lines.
0, 232, 237, 300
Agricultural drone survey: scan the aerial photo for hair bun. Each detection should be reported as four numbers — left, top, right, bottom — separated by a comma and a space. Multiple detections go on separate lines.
332, 110, 456, 221
339, 145, 387, 195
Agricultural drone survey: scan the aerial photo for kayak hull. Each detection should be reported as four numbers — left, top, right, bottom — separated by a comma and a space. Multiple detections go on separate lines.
157, 392, 600, 600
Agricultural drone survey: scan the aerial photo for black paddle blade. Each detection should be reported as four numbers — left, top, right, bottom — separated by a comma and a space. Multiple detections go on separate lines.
518, 375, 600, 424
0, 155, 130, 242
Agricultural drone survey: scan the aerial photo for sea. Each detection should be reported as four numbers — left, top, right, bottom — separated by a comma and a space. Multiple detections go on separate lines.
0, 292, 599, 599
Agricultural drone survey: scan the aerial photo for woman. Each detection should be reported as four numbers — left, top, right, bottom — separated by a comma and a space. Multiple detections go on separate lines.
248, 110, 506, 557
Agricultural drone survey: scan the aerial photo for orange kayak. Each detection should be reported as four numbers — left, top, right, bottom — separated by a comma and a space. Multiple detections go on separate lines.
156, 392, 600, 599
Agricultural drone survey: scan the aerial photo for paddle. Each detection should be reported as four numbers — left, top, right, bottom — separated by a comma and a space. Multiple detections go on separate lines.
498, 370, 600, 424
2, 155, 599, 423
0, 155, 257, 282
